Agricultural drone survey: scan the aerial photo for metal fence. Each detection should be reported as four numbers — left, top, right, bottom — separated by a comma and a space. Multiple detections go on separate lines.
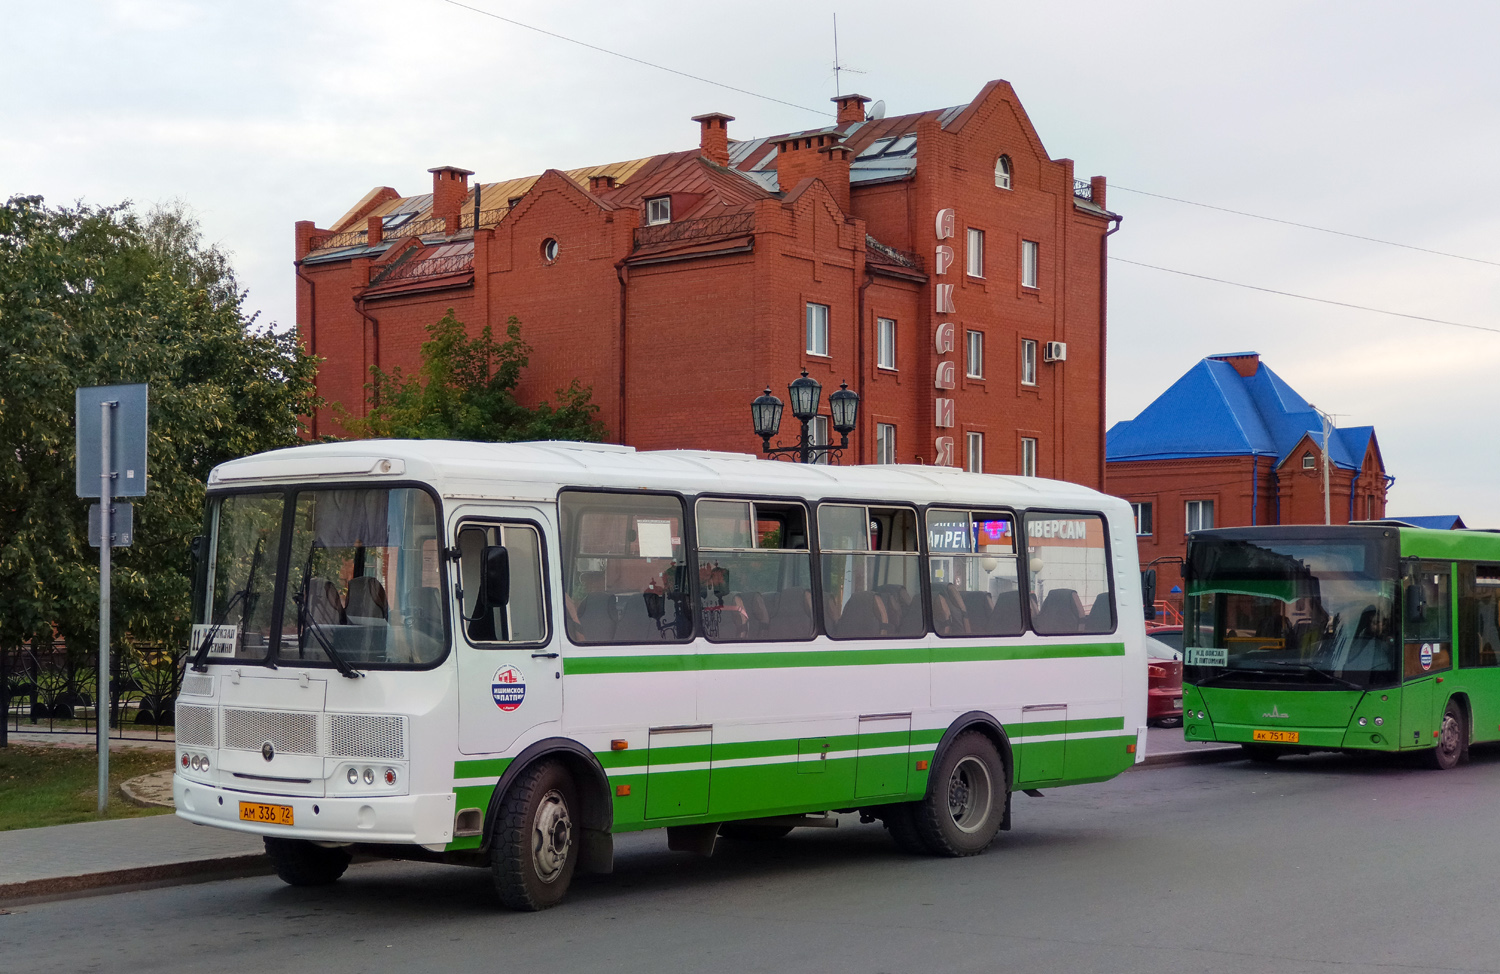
2, 643, 177, 743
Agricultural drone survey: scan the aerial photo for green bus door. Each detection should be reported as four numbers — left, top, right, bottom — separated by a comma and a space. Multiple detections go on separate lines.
1401, 562, 1452, 749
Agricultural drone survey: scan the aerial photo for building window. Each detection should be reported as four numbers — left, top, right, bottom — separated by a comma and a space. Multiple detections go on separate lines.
1020, 437, 1037, 477
1021, 240, 1039, 288
541, 238, 559, 262
995, 155, 1012, 190
965, 432, 983, 473
806, 303, 829, 356
1021, 339, 1038, 386
1303, 453, 1316, 469
645, 196, 671, 225
1186, 500, 1215, 533
966, 228, 984, 278
876, 317, 896, 370
876, 423, 896, 464
1132, 502, 1154, 537
966, 330, 984, 379
810, 415, 830, 465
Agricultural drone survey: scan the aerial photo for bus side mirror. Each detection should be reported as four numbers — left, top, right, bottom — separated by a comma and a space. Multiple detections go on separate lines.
1405, 583, 1425, 623
481, 546, 510, 608
1141, 569, 1157, 621
190, 534, 206, 566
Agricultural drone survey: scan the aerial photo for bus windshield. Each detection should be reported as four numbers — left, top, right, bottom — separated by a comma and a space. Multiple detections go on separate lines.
197, 487, 446, 669
1184, 532, 1399, 690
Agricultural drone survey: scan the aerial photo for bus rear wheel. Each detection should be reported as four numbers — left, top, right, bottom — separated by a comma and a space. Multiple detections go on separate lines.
492, 760, 579, 911
263, 837, 351, 887
910, 732, 1005, 857
1425, 699, 1468, 770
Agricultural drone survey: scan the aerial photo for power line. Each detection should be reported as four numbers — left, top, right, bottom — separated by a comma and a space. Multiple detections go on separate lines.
1111, 185, 1500, 268
1110, 257, 1500, 336
435, 0, 828, 116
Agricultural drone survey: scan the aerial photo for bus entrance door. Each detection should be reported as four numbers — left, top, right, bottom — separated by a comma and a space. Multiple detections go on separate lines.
1400, 563, 1452, 749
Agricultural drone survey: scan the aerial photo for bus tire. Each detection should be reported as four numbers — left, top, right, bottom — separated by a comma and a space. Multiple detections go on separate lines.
1425, 699, 1467, 771
911, 731, 1005, 857
492, 760, 579, 911
1241, 744, 1281, 763
263, 837, 351, 887
883, 804, 933, 855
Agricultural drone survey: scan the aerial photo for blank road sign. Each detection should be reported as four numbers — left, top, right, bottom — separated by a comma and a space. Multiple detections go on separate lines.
88, 502, 134, 547
76, 384, 148, 498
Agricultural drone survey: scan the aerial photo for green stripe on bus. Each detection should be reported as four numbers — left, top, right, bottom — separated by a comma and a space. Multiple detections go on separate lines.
563, 642, 1125, 676
454, 756, 513, 779
1011, 716, 1125, 738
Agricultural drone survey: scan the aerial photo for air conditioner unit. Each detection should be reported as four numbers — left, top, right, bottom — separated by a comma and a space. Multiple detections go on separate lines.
1043, 341, 1067, 363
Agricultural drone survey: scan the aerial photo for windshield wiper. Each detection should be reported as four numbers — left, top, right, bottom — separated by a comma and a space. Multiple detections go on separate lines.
190, 538, 263, 672
1191, 666, 1283, 688
1261, 659, 1364, 690
292, 541, 361, 680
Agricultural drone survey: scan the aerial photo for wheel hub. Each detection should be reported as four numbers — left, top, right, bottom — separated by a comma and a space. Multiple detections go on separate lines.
531, 789, 572, 884
946, 755, 993, 834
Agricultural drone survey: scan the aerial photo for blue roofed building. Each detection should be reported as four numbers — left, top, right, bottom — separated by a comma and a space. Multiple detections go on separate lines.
1106, 352, 1390, 600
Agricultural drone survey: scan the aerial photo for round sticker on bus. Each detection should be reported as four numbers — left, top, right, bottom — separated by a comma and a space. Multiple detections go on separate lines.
491, 665, 526, 712
1420, 644, 1434, 671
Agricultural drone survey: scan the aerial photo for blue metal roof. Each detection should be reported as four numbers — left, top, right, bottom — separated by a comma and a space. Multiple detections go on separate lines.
1107, 356, 1374, 470
1384, 515, 1467, 530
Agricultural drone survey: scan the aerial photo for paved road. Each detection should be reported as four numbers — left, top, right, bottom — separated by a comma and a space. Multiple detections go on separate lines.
5, 746, 1497, 974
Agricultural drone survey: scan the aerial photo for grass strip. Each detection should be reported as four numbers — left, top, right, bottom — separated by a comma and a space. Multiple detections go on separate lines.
0, 744, 175, 831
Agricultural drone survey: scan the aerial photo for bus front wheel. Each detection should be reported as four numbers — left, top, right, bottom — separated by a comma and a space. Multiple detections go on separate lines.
910, 731, 1005, 856
492, 760, 579, 910
1425, 699, 1468, 771
263, 837, 351, 887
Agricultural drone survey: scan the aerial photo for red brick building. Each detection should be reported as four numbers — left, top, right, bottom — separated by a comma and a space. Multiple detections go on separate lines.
1106, 352, 1391, 587
294, 81, 1119, 484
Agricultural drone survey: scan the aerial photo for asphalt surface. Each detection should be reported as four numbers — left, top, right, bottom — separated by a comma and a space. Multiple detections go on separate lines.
5, 744, 1498, 974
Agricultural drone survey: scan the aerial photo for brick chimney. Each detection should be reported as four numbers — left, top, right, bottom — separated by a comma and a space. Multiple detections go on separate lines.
589, 174, 618, 193
366, 214, 383, 246
428, 165, 473, 234
691, 112, 735, 167
832, 93, 871, 125
1089, 175, 1107, 209
774, 133, 852, 211
1210, 352, 1261, 377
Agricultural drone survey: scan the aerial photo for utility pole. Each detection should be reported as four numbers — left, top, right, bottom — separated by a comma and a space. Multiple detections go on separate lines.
1312, 405, 1333, 526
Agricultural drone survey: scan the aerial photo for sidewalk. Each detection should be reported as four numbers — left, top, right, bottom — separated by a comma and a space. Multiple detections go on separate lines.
0, 813, 268, 904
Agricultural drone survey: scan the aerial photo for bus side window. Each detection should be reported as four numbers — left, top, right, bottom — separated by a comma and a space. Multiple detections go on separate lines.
1404, 562, 1453, 676
559, 490, 691, 645
1459, 564, 1500, 668
1024, 512, 1115, 636
926, 509, 1023, 638
457, 522, 547, 645
818, 504, 923, 640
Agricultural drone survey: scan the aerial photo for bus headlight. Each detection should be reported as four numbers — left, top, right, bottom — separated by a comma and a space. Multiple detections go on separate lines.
1358, 717, 1368, 726
347, 767, 359, 785
363, 768, 375, 785
1374, 717, 1384, 725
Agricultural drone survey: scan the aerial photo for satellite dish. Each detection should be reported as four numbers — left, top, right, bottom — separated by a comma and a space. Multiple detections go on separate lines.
869, 99, 886, 120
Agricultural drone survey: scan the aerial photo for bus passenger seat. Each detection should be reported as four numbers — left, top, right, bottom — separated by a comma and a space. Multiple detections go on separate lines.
739, 590, 770, 637
837, 591, 888, 639
347, 576, 389, 625
614, 595, 664, 642
306, 578, 346, 626
1085, 592, 1113, 632
767, 587, 814, 639
989, 592, 1024, 635
577, 592, 618, 642
1035, 589, 1084, 633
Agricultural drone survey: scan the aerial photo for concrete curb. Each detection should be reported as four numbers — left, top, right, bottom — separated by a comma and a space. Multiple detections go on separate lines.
1136, 745, 1242, 769
0, 853, 273, 907
119, 770, 175, 809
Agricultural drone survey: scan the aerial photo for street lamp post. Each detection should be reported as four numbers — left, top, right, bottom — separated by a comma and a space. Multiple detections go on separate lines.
751, 370, 860, 463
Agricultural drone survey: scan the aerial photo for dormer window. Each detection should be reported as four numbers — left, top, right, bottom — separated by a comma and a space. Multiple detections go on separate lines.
645, 196, 671, 226
1303, 453, 1316, 469
994, 155, 1012, 190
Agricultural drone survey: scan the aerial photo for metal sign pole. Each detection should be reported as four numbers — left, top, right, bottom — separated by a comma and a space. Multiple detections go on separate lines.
98, 399, 114, 813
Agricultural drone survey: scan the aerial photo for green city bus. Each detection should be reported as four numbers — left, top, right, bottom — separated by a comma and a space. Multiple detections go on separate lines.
1181, 524, 1500, 768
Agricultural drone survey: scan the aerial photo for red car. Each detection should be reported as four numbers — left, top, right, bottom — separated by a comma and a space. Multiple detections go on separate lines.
1145, 624, 1183, 726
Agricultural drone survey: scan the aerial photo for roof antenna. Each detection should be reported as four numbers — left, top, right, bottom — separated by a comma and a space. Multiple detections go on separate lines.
831, 13, 865, 107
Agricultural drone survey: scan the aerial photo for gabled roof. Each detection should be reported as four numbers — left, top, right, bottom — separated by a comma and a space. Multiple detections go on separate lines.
1381, 515, 1468, 530
1107, 355, 1381, 472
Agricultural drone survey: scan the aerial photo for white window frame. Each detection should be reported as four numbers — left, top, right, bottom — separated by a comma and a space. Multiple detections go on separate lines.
1186, 499, 1215, 533
806, 303, 829, 357
1021, 240, 1039, 289
995, 155, 1012, 190
876, 423, 896, 465
966, 228, 984, 278
1303, 453, 1316, 469
1021, 339, 1037, 386
965, 432, 983, 473
965, 330, 984, 379
1131, 502, 1153, 537
810, 415, 831, 465
645, 196, 671, 226
1020, 437, 1037, 477
876, 317, 896, 371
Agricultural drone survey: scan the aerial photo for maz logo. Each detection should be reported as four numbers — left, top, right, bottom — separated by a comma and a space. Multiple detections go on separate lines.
1261, 705, 1291, 720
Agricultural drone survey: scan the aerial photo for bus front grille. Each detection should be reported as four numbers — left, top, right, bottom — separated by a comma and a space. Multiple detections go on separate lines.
177, 704, 217, 748
222, 708, 320, 754
330, 713, 406, 760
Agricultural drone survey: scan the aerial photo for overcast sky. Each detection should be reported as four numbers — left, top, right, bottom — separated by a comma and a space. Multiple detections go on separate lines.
4, 1, 1497, 522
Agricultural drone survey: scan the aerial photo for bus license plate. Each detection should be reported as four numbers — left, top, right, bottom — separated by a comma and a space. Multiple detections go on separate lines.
239, 801, 294, 826
1252, 729, 1298, 744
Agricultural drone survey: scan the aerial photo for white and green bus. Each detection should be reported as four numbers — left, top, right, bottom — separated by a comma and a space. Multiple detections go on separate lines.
175, 440, 1148, 909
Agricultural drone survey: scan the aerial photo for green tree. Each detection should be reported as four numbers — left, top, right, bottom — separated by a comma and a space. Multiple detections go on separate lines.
0, 195, 321, 670
341, 309, 606, 443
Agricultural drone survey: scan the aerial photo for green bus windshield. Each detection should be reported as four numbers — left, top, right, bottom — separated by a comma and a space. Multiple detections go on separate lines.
1184, 531, 1399, 690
